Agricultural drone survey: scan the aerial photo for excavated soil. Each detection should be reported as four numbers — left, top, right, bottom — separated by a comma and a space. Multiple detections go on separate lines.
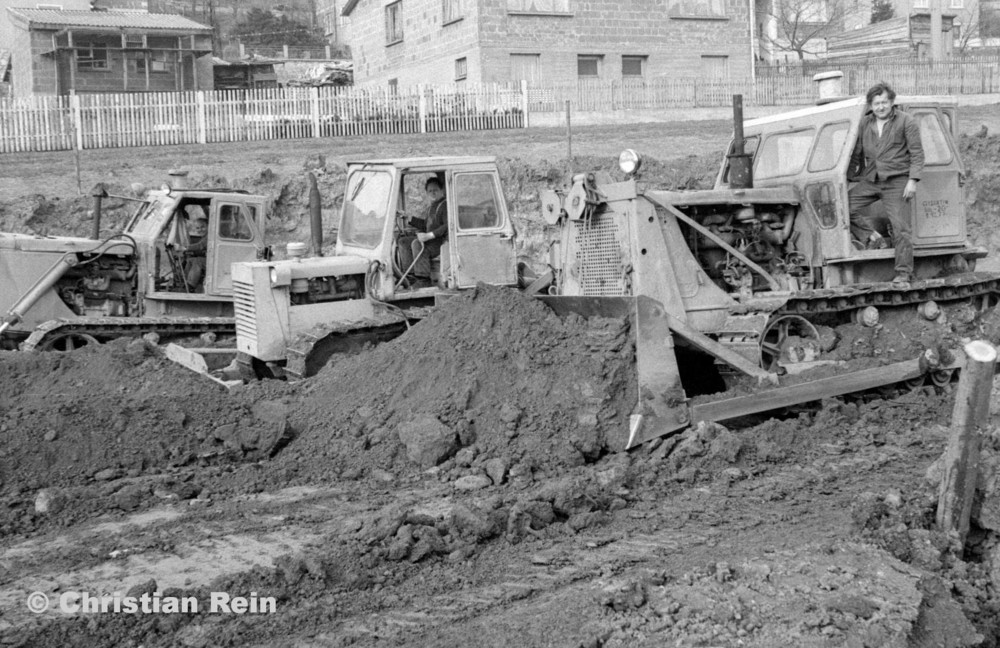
3, 114, 1000, 647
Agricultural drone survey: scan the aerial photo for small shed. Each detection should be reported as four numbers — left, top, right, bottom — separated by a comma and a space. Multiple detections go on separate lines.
5, 7, 214, 96
212, 57, 280, 91
827, 13, 956, 60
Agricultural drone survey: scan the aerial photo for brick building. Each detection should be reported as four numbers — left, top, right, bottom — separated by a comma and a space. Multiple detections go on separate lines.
339, 0, 753, 87
1, 0, 213, 96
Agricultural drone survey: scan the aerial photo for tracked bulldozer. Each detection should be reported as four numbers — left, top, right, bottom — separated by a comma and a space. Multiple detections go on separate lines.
217, 94, 1000, 448
0, 177, 271, 351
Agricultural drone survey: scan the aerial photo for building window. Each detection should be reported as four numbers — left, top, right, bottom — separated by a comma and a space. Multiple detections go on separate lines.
950, 0, 963, 7
701, 55, 729, 79
136, 51, 173, 74
506, 0, 571, 15
77, 47, 109, 70
622, 55, 646, 77
983, 2, 1000, 38
577, 54, 602, 78
455, 57, 467, 81
667, 0, 726, 18
510, 53, 541, 82
913, 0, 929, 8
444, 0, 463, 23
385, 1, 403, 45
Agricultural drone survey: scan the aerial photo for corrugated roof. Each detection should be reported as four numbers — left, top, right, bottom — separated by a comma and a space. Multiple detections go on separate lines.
7, 8, 213, 32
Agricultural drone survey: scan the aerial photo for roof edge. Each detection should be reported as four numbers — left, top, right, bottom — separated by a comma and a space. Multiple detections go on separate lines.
342, 0, 361, 17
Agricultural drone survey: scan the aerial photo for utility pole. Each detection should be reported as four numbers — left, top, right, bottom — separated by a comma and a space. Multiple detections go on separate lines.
930, 0, 943, 61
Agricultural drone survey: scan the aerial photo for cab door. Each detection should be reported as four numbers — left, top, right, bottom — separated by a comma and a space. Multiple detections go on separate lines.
206, 199, 267, 295
448, 171, 517, 288
907, 108, 966, 246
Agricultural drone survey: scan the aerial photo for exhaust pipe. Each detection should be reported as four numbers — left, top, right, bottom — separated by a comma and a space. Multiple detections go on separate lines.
90, 183, 107, 240
728, 94, 753, 189
308, 172, 323, 256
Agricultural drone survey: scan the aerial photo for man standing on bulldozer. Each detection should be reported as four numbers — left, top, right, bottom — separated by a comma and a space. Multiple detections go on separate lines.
847, 81, 925, 285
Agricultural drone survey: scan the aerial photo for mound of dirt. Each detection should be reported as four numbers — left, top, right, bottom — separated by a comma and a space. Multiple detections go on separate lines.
265, 284, 637, 488
0, 339, 281, 496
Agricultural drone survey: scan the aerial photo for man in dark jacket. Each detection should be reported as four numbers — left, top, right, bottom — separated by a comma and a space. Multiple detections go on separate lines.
183, 207, 208, 291
848, 81, 925, 285
407, 177, 448, 288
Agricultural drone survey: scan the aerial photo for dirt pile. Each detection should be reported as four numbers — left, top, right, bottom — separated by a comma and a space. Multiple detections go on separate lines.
0, 339, 287, 534
961, 133, 1000, 267
263, 284, 636, 488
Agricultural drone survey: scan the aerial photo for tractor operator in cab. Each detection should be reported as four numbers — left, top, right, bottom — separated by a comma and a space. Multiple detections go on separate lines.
848, 81, 924, 285
183, 206, 209, 291
400, 177, 448, 289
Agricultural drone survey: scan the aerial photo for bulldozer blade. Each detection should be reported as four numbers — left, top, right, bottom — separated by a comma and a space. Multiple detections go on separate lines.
624, 296, 692, 450
689, 348, 966, 425
536, 295, 691, 451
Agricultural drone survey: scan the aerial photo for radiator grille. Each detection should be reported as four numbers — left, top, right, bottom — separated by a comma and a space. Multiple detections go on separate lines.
572, 214, 629, 296
232, 279, 258, 346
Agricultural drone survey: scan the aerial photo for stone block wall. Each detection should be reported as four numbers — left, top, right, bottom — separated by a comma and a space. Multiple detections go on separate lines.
478, 0, 752, 83
348, 0, 752, 87
348, 0, 484, 85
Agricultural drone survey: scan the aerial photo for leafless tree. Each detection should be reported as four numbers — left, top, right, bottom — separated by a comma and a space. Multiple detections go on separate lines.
955, 1, 1000, 52
760, 0, 861, 60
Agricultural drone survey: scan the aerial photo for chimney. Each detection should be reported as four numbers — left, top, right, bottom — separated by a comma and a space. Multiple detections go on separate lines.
813, 71, 845, 105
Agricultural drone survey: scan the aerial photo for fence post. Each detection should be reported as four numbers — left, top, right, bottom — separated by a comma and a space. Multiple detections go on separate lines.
70, 91, 83, 151
196, 91, 207, 144
311, 87, 321, 138
418, 84, 427, 134
936, 340, 997, 545
325, 45, 331, 59
283, 45, 290, 59
520, 79, 529, 128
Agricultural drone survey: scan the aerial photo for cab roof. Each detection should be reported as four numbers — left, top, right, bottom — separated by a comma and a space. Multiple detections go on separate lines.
745, 95, 959, 129
345, 156, 497, 171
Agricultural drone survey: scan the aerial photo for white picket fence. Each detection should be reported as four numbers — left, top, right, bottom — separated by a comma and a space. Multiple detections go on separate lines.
0, 83, 529, 153
3, 60, 1000, 153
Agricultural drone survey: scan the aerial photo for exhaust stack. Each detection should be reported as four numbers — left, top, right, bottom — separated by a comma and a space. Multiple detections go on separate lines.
90, 183, 107, 240
727, 94, 753, 189
308, 172, 323, 256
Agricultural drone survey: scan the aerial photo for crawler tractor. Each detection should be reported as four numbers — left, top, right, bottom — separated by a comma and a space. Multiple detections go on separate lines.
231, 92, 998, 449
0, 181, 271, 351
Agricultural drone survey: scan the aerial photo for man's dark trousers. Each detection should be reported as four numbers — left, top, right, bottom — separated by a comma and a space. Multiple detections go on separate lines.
849, 174, 913, 276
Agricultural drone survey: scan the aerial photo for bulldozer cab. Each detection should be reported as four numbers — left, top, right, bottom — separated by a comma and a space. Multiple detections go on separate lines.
126, 189, 268, 314
337, 157, 517, 299
714, 95, 971, 287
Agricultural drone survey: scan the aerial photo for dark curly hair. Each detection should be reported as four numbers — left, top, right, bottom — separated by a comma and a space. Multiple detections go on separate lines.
865, 81, 896, 106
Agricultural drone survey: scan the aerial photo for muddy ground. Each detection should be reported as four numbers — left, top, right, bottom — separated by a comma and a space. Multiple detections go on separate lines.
3, 111, 1000, 647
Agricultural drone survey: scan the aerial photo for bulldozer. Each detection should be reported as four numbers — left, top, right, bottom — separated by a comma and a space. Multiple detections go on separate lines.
0, 178, 271, 351
230, 90, 999, 450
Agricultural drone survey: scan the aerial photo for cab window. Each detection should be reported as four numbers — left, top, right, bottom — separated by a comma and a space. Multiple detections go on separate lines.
340, 170, 392, 248
807, 122, 850, 172
916, 112, 953, 166
454, 173, 502, 230
218, 204, 253, 241
755, 129, 815, 180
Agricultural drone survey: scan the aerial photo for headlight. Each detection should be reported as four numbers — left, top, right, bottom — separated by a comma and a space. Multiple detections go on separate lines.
618, 149, 642, 176
270, 268, 279, 284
